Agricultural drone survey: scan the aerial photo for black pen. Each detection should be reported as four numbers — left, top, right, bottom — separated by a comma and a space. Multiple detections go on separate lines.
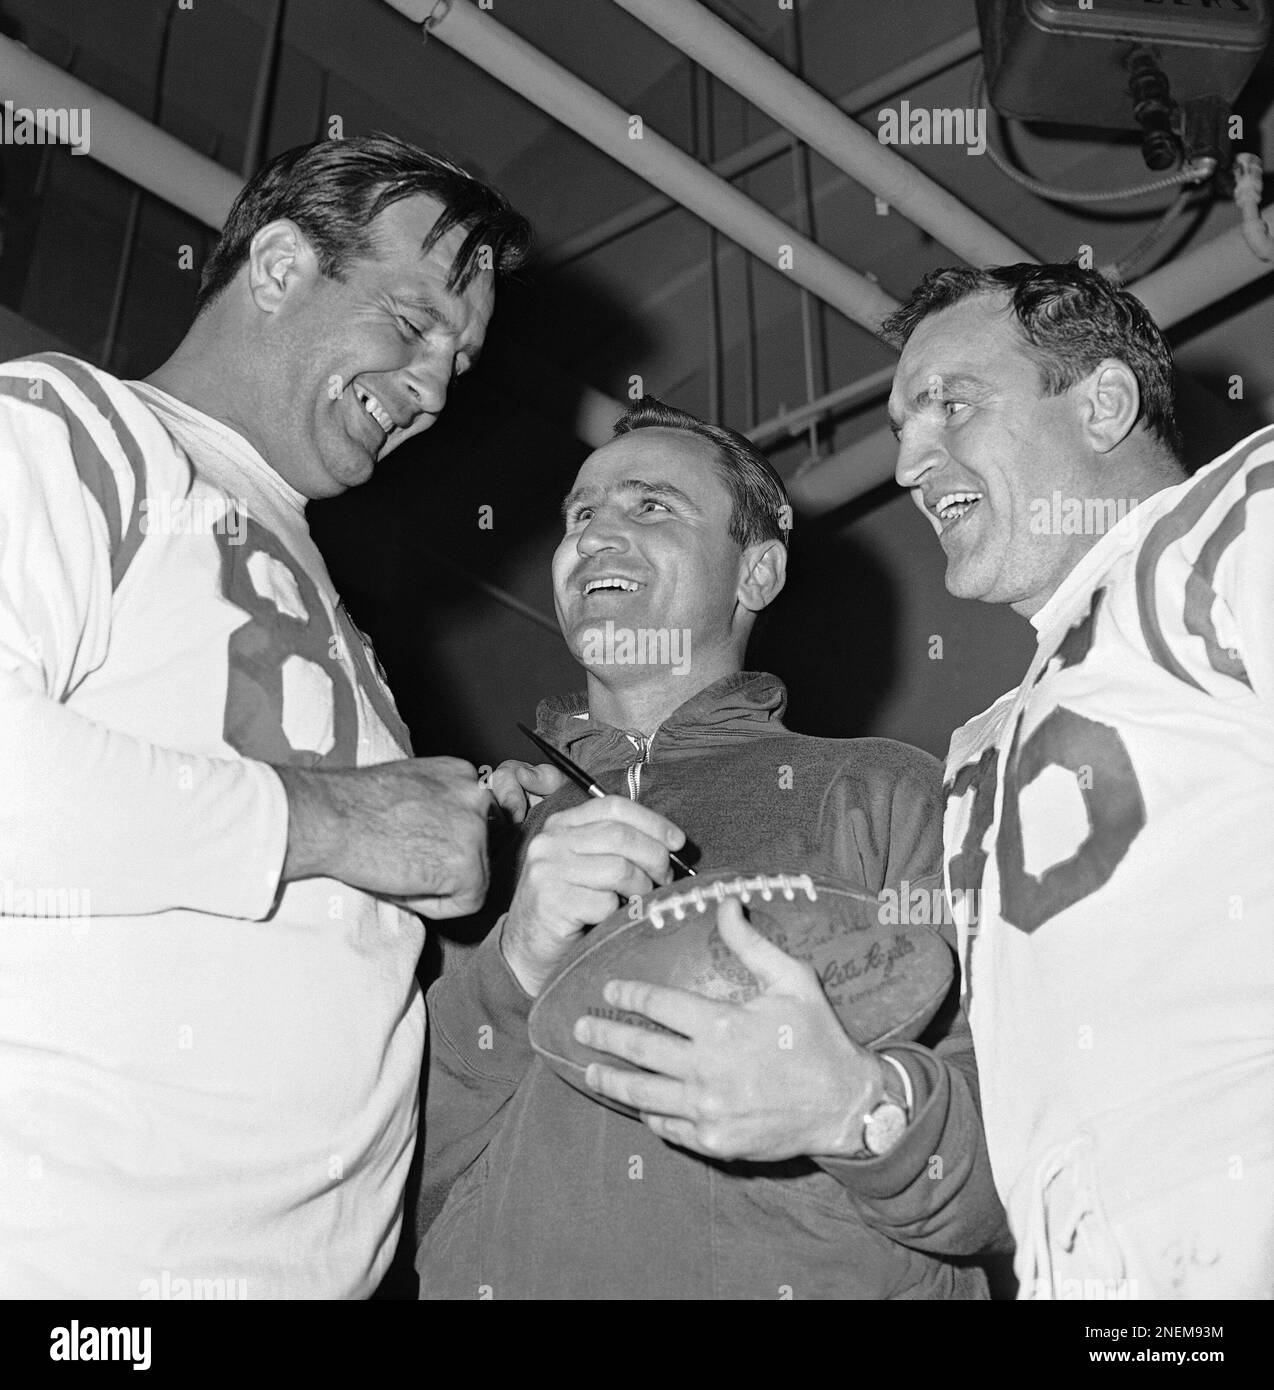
516, 722, 696, 877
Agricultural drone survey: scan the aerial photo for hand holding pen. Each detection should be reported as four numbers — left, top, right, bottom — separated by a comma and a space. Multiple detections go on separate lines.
517, 723, 696, 877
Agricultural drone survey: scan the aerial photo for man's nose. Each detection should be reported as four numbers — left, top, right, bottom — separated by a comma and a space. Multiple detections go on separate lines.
576, 512, 630, 556
894, 428, 944, 490
401, 342, 454, 420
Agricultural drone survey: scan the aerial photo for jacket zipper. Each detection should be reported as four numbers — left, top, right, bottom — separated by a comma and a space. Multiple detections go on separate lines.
624, 732, 653, 799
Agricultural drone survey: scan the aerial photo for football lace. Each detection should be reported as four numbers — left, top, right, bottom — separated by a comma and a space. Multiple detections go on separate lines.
647, 873, 817, 930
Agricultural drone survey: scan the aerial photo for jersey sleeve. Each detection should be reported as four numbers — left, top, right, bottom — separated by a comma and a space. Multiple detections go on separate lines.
0, 356, 288, 919
1134, 429, 1274, 713
1219, 439, 1274, 710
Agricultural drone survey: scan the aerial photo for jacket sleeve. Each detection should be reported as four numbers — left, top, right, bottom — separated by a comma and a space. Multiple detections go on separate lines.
0, 357, 287, 920
416, 915, 539, 1234
814, 745, 1010, 1258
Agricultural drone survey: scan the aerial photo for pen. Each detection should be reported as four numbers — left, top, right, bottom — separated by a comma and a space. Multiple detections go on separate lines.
516, 722, 696, 877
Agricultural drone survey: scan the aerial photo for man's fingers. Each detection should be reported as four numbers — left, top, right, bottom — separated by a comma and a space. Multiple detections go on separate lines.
573, 1014, 691, 1077
488, 761, 570, 823
531, 819, 674, 888
599, 978, 726, 1040
489, 766, 531, 820
583, 1062, 691, 1119
713, 898, 813, 995
546, 794, 685, 852
395, 890, 484, 920
642, 1113, 707, 1152
515, 763, 568, 797
539, 851, 656, 904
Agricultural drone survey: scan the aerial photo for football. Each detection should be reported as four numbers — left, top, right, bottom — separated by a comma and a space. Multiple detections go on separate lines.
528, 867, 955, 1116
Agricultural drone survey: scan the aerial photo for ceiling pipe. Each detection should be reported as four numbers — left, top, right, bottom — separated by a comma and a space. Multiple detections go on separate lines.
746, 364, 895, 449
786, 422, 898, 513
241, 0, 288, 178
539, 25, 984, 270
613, 0, 1033, 270
1132, 221, 1274, 329
0, 37, 241, 227
0, 35, 623, 445
393, 0, 898, 332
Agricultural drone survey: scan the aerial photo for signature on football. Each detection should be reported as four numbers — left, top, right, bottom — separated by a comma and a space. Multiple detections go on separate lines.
819, 934, 915, 990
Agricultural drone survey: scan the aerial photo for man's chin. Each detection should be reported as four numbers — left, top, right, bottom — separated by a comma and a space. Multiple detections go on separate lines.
312, 443, 377, 497
943, 559, 985, 602
377, 414, 435, 461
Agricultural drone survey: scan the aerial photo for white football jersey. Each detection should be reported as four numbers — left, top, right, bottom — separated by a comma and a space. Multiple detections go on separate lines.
0, 354, 423, 1298
944, 430, 1274, 1299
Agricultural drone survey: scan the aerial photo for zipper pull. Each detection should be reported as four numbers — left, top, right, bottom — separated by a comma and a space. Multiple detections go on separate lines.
624, 731, 652, 800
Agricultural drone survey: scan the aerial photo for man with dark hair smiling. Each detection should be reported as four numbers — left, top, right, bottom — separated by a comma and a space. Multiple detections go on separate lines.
0, 134, 530, 1296
417, 397, 1005, 1300
884, 262, 1274, 1299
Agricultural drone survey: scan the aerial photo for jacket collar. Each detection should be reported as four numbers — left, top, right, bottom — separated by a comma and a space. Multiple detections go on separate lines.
533, 671, 788, 774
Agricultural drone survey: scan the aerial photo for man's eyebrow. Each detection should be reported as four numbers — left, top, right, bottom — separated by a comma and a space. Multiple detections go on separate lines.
396, 292, 452, 325
890, 373, 989, 434
560, 477, 700, 522
560, 485, 596, 522
912, 373, 987, 408
618, 478, 699, 509
395, 292, 483, 365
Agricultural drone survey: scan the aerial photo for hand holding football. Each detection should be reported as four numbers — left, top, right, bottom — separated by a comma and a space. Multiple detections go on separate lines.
575, 897, 888, 1161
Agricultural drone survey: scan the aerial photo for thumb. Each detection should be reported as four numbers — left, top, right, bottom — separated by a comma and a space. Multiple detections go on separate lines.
518, 762, 568, 796
714, 898, 813, 996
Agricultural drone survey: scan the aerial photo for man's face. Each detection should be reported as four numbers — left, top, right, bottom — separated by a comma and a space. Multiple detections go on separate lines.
268, 193, 494, 498
889, 294, 1103, 617
552, 429, 748, 681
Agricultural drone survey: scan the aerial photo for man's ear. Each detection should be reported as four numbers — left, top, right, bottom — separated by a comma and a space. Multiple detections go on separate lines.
246, 219, 317, 314
1078, 358, 1141, 455
737, 538, 787, 614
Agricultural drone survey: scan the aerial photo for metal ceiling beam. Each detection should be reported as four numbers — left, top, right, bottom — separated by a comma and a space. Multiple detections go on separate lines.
1132, 222, 1274, 330
539, 25, 984, 270
392, 0, 898, 332
0, 38, 241, 228
613, 0, 1034, 269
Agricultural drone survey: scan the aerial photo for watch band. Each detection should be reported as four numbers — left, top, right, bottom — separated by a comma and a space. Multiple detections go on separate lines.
879, 1051, 915, 1121
846, 1053, 915, 1159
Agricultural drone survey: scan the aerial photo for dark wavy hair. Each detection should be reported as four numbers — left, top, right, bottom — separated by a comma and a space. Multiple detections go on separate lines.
879, 262, 1182, 458
612, 396, 791, 549
196, 134, 531, 313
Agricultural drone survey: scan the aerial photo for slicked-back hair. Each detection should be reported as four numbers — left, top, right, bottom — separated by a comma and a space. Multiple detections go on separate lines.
879, 262, 1182, 458
196, 134, 531, 313
612, 396, 791, 550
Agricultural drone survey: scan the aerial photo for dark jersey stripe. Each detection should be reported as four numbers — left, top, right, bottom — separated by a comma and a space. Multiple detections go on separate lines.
1135, 430, 1274, 692
38, 354, 152, 588
0, 371, 127, 572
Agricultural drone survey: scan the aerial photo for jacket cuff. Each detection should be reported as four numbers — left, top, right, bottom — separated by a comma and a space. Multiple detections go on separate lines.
426, 915, 536, 1083
814, 1044, 947, 1195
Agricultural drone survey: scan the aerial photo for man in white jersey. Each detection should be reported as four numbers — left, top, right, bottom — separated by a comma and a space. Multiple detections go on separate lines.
882, 263, 1274, 1299
0, 135, 549, 1296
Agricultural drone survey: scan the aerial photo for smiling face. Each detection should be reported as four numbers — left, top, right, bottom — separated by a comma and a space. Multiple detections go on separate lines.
552, 429, 755, 688
889, 293, 1107, 618
259, 193, 494, 499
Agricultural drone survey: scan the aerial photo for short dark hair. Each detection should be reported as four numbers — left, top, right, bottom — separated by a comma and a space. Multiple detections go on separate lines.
879, 262, 1182, 458
612, 396, 791, 549
196, 134, 531, 313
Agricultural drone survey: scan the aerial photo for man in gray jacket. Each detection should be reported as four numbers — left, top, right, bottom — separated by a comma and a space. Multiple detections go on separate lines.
417, 397, 1006, 1298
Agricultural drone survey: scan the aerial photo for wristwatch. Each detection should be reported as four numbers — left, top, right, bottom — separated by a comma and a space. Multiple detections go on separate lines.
855, 1053, 914, 1158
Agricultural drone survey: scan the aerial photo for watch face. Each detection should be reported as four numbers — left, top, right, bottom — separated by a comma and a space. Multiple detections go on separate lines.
864, 1101, 908, 1156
